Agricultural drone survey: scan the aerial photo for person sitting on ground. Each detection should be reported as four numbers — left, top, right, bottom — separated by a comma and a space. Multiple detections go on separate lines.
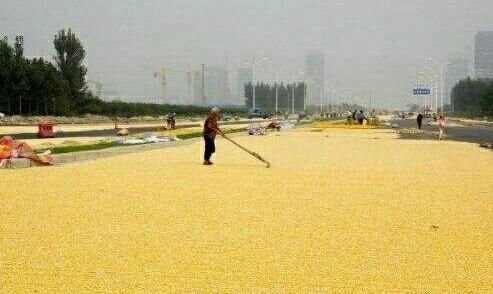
0, 136, 54, 167
203, 107, 223, 165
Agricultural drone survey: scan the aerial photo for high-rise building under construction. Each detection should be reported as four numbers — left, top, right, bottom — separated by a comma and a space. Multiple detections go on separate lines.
305, 51, 325, 106
236, 67, 253, 104
475, 31, 493, 79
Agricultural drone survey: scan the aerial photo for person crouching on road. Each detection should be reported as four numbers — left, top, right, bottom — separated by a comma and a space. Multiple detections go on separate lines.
203, 107, 223, 165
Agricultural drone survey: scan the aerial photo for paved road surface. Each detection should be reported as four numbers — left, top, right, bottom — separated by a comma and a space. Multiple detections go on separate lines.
2, 119, 271, 140
391, 117, 493, 144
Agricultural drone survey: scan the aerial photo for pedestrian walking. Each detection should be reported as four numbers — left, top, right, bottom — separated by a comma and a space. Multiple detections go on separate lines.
438, 115, 445, 140
203, 107, 223, 165
417, 113, 424, 130
357, 110, 365, 125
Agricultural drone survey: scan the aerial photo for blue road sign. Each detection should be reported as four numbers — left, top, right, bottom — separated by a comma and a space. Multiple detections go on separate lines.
413, 88, 431, 96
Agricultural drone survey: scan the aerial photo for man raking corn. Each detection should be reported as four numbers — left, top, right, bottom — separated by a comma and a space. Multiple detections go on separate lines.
203, 107, 270, 168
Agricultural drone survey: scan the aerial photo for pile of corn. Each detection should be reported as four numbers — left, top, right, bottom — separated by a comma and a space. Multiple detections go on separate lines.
398, 128, 425, 134
1, 130, 492, 292
303, 120, 381, 131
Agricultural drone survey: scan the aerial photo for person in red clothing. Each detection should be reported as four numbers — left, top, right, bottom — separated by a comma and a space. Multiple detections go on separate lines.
438, 115, 445, 140
0, 136, 54, 167
203, 107, 223, 165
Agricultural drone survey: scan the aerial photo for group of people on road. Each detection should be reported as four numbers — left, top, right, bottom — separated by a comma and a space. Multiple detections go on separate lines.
346, 110, 366, 125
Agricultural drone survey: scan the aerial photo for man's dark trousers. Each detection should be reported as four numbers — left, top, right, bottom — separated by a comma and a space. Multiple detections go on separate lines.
204, 135, 215, 160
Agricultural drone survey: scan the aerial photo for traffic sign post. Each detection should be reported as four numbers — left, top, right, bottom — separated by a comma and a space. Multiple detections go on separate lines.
413, 88, 431, 96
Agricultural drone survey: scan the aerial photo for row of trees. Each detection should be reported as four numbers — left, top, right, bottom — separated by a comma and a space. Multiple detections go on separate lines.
451, 77, 493, 116
0, 29, 227, 118
244, 82, 306, 113
0, 30, 88, 116
78, 97, 244, 117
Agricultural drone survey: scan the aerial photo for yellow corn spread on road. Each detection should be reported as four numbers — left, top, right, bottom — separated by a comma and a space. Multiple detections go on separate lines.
1, 129, 492, 292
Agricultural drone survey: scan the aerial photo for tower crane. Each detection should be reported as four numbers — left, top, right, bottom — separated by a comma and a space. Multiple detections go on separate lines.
153, 65, 200, 104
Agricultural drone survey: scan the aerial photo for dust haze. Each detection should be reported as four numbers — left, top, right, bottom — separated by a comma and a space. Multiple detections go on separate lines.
1, 0, 492, 108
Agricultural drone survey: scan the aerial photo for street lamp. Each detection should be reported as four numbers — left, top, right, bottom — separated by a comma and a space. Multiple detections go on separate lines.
427, 58, 453, 116
271, 68, 285, 117
245, 57, 268, 109
290, 72, 305, 115
418, 66, 439, 111
417, 71, 433, 110
275, 72, 279, 116
313, 84, 324, 116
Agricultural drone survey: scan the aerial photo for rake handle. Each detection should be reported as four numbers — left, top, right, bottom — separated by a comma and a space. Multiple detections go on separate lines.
215, 130, 271, 168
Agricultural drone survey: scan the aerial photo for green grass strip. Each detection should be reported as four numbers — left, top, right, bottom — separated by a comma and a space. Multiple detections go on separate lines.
36, 141, 119, 155
36, 128, 247, 155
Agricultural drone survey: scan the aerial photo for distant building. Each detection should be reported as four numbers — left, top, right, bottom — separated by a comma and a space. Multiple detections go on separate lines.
203, 66, 230, 105
305, 51, 325, 105
475, 31, 493, 79
446, 58, 468, 104
236, 67, 253, 103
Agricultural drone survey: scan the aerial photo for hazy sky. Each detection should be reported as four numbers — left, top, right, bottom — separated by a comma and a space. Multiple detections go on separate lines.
1, 0, 493, 107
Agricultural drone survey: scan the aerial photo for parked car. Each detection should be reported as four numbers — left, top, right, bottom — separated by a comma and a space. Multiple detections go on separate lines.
248, 108, 272, 119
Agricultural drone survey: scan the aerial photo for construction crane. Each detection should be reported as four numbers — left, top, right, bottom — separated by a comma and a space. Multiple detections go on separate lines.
154, 65, 200, 104
185, 65, 201, 104
88, 79, 103, 98
153, 66, 168, 103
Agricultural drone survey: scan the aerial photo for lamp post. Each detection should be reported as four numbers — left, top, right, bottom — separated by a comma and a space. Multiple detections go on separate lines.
245, 57, 268, 109
427, 58, 453, 117
275, 72, 279, 116
291, 77, 295, 115
272, 68, 285, 117
416, 77, 429, 110
417, 71, 433, 110
419, 66, 439, 112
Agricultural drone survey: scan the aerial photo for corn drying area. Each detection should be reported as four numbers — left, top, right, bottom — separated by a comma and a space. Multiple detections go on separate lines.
1, 127, 493, 292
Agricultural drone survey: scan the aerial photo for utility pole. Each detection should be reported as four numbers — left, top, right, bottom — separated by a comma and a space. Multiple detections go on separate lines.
252, 57, 256, 109
369, 90, 372, 110
440, 65, 444, 116
153, 66, 167, 104
275, 72, 279, 116
201, 63, 206, 106
427, 58, 453, 117
303, 83, 306, 111
292, 80, 295, 115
